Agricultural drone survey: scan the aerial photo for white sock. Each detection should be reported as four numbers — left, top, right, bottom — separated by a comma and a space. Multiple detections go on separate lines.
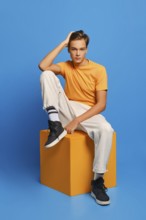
94, 173, 104, 180
46, 106, 60, 122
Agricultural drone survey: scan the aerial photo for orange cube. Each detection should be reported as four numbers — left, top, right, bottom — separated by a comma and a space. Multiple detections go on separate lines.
40, 130, 116, 196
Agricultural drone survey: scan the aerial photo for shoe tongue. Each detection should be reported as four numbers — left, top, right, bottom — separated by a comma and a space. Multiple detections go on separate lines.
49, 121, 59, 127
49, 121, 61, 131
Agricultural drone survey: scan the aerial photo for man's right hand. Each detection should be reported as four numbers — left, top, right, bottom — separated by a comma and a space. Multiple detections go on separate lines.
64, 32, 74, 47
39, 32, 74, 71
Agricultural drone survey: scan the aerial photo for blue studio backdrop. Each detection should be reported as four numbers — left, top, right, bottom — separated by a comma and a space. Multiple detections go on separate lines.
1, 0, 146, 188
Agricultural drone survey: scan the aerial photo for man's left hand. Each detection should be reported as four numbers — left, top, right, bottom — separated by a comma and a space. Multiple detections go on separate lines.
64, 118, 79, 134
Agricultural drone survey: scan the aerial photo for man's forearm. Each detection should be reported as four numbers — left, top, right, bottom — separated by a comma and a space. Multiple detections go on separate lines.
76, 103, 106, 124
39, 41, 67, 71
64, 103, 106, 134
76, 90, 107, 124
39, 32, 73, 71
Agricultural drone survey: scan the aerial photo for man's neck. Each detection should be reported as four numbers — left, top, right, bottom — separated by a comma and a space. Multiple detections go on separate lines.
73, 59, 89, 67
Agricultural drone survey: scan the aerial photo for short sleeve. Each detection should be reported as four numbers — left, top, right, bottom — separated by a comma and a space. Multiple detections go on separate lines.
95, 67, 108, 91
57, 62, 66, 77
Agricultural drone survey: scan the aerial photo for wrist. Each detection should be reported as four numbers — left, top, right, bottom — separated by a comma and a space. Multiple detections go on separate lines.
75, 117, 80, 124
61, 40, 68, 48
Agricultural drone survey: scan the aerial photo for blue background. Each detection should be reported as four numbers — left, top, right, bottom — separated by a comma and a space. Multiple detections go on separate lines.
0, 0, 146, 219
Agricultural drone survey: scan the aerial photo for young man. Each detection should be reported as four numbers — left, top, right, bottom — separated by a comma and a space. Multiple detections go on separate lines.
39, 30, 114, 206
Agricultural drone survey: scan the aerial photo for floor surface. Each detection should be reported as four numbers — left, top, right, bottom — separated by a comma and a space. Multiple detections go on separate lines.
0, 155, 146, 220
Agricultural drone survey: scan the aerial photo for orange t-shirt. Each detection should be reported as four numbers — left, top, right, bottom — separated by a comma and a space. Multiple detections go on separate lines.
57, 60, 108, 106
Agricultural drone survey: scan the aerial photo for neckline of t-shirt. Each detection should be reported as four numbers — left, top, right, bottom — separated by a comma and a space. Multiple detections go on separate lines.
72, 59, 90, 69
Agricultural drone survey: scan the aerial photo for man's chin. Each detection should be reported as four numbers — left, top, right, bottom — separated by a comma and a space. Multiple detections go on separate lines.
73, 59, 82, 65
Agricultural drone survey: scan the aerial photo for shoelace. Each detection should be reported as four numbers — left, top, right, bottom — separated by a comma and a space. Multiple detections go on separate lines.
97, 184, 107, 192
102, 185, 107, 192
49, 122, 57, 132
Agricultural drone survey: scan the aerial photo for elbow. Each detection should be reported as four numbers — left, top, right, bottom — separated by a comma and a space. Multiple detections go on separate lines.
102, 104, 106, 111
38, 62, 45, 72
100, 103, 106, 112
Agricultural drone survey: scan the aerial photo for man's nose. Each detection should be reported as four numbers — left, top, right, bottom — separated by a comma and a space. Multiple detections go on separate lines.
76, 50, 80, 56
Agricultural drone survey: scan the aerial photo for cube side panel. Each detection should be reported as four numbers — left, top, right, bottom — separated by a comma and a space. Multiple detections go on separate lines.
40, 130, 71, 195
70, 133, 94, 196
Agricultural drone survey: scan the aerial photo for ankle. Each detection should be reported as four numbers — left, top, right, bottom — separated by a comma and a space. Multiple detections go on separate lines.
94, 173, 104, 180
46, 106, 60, 122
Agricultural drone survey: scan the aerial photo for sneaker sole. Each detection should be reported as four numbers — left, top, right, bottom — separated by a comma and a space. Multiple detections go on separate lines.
45, 130, 67, 148
91, 192, 110, 206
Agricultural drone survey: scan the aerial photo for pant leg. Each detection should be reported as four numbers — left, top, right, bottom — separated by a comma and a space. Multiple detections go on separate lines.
69, 101, 114, 174
40, 70, 75, 127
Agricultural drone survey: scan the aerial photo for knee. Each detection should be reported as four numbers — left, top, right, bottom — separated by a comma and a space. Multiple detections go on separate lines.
40, 70, 55, 83
99, 122, 114, 135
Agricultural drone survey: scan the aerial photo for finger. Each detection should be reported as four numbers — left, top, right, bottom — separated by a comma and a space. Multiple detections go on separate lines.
68, 31, 74, 37
66, 129, 71, 134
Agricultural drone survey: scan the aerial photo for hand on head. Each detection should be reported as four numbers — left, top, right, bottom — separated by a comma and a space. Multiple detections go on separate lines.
64, 31, 74, 47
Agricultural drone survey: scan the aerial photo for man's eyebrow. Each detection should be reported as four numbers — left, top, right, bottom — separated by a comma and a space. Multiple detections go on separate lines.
70, 47, 86, 49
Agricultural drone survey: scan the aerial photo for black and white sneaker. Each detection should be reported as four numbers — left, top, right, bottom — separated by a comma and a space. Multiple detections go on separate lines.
45, 121, 67, 148
91, 177, 110, 206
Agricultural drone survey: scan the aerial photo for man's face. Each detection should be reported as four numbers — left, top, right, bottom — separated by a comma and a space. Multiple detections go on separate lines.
68, 39, 87, 65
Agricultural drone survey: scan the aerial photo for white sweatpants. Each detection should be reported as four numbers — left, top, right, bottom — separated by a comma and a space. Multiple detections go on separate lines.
40, 70, 114, 174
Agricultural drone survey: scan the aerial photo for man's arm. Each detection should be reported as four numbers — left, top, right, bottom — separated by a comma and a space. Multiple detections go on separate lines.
65, 90, 107, 133
38, 32, 73, 74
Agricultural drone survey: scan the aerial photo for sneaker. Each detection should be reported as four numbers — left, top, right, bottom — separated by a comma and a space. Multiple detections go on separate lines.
45, 121, 67, 148
91, 177, 110, 206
